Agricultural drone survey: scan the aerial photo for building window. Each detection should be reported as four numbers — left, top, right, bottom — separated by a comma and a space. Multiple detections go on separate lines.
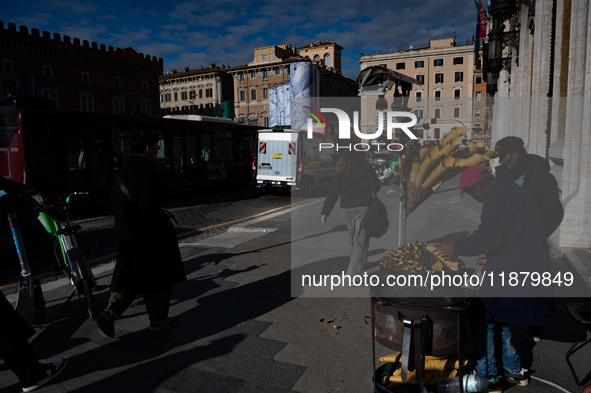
174, 92, 178, 101
181, 91, 187, 100
415, 60, 424, 68
434, 108, 441, 119
262, 87, 268, 99
2, 80, 17, 96
142, 81, 148, 91
476, 76, 483, 84
454, 89, 461, 100
396, 62, 405, 70
262, 54, 268, 61
476, 91, 482, 101
275, 68, 281, 76
263, 70, 268, 79
43, 66, 52, 77
141, 99, 152, 116
314, 55, 320, 61
80, 92, 94, 112
415, 91, 422, 102
164, 93, 171, 102
476, 59, 482, 69
114, 77, 121, 87
414, 108, 423, 120
435, 73, 444, 83
250, 71, 256, 79
81, 72, 89, 83
416, 75, 424, 84
3, 60, 13, 72
199, 89, 203, 99
435, 90, 441, 101
240, 74, 245, 83
240, 90, 246, 101
189, 90, 196, 99
434, 128, 441, 139
475, 107, 482, 117
206, 88, 213, 98
453, 57, 464, 65
251, 89, 257, 100
455, 72, 464, 82
324, 53, 331, 67
454, 107, 460, 117
41, 89, 58, 107
113, 96, 125, 114
434, 59, 443, 67
264, 117, 269, 127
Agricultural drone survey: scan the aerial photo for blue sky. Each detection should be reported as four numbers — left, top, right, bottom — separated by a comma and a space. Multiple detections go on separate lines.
1, 0, 481, 79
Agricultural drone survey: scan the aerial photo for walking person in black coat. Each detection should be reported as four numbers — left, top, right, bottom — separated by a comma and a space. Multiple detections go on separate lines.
97, 131, 186, 339
320, 150, 381, 275
1, 293, 67, 392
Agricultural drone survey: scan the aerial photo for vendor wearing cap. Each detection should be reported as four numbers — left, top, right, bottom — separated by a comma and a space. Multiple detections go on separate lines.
436, 166, 556, 389
494, 136, 563, 237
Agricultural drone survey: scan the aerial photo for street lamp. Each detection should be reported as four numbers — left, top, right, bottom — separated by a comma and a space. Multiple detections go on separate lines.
188, 92, 197, 115
423, 118, 469, 143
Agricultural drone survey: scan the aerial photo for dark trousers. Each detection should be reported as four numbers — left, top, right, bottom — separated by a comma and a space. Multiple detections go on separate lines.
106, 285, 172, 324
2, 340, 43, 386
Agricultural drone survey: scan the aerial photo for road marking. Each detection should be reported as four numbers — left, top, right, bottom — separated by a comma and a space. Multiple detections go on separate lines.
1, 198, 320, 290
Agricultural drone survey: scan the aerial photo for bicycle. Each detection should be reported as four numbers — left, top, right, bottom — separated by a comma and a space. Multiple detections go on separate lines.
36, 192, 98, 319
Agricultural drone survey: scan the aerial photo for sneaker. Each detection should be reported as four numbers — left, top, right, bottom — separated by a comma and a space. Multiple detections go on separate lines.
97, 310, 115, 338
149, 316, 179, 332
524, 332, 541, 343
22, 358, 67, 392
503, 367, 530, 386
487, 379, 503, 393
524, 326, 543, 343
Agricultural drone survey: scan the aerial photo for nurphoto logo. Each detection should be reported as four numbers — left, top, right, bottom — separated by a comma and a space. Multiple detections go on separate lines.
306, 108, 419, 152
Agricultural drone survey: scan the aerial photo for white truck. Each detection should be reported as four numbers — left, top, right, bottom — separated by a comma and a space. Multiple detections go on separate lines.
256, 128, 335, 194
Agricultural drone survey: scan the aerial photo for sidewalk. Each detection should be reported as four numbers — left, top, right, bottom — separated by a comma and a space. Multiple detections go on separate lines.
1, 189, 590, 393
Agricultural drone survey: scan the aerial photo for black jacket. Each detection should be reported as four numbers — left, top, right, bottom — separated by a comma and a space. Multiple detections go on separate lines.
0, 292, 35, 355
111, 155, 186, 292
495, 153, 564, 237
321, 164, 381, 216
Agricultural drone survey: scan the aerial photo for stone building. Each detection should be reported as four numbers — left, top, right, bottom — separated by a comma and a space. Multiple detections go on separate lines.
299, 40, 343, 75
0, 21, 162, 116
485, 0, 591, 258
159, 64, 233, 117
227, 44, 301, 126
227, 43, 357, 127
359, 37, 488, 142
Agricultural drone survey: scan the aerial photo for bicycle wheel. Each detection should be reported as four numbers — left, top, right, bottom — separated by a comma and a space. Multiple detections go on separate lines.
53, 239, 73, 279
76, 277, 96, 320
73, 257, 97, 320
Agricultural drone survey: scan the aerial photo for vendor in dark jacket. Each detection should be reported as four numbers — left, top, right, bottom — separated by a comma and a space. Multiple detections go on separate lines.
97, 131, 186, 339
436, 166, 556, 388
494, 136, 563, 237
494, 136, 563, 343
320, 150, 381, 275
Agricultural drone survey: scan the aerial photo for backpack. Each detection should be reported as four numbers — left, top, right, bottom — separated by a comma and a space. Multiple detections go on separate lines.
360, 193, 390, 239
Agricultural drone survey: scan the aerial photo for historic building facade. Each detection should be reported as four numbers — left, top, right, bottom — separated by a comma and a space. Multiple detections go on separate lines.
485, 0, 591, 256
359, 37, 488, 142
227, 43, 356, 127
159, 64, 233, 117
299, 40, 343, 75
0, 21, 162, 116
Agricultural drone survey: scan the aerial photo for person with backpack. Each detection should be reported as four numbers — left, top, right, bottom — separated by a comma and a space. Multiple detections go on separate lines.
320, 150, 381, 275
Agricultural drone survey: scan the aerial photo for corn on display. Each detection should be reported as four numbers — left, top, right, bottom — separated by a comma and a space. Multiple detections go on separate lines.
379, 241, 464, 273
401, 127, 496, 216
